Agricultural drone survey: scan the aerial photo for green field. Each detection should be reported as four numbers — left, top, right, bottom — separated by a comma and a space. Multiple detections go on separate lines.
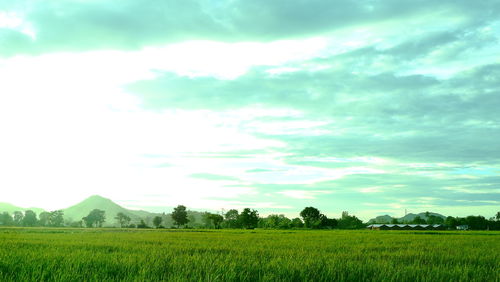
0, 228, 499, 281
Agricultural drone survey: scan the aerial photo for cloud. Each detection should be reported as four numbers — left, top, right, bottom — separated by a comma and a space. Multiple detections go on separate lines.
128, 54, 500, 163
121, 17, 500, 216
189, 173, 240, 182
2, 0, 500, 218
277, 190, 333, 200
2, 0, 500, 56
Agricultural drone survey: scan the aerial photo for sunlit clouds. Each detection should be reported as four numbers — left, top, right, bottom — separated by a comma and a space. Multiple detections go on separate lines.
1, 0, 499, 220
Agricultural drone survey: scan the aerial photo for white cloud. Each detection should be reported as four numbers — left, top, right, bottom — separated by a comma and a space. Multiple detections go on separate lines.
142, 38, 328, 79
1, 45, 314, 209
277, 190, 332, 200
359, 187, 383, 193
0, 11, 35, 39
1, 11, 499, 217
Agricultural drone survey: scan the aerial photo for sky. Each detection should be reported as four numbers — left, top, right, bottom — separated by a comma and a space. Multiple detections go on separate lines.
1, 0, 499, 220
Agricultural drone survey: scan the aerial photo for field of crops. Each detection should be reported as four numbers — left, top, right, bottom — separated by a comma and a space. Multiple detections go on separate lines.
0, 228, 499, 281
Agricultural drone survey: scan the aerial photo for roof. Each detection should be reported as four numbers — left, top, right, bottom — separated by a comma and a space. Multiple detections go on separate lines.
367, 224, 444, 228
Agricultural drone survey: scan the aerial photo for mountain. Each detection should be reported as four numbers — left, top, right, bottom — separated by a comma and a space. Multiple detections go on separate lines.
369, 212, 446, 223
1, 195, 208, 227
399, 212, 446, 222
0, 202, 45, 214
368, 215, 395, 224
62, 195, 160, 226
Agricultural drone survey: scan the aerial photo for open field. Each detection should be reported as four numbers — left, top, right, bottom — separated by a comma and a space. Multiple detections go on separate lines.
0, 228, 499, 281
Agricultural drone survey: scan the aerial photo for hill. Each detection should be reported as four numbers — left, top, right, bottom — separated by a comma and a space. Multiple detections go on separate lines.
368, 215, 394, 224
62, 195, 206, 227
2, 195, 232, 227
62, 195, 160, 226
369, 212, 446, 223
399, 212, 446, 222
0, 202, 45, 215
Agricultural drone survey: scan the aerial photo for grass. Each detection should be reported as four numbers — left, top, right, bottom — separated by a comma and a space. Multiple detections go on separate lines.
0, 228, 499, 281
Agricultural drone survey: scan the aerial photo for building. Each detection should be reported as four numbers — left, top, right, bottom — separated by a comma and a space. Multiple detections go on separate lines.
367, 224, 445, 230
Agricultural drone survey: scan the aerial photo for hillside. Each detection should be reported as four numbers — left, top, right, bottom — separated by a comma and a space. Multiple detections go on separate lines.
399, 212, 446, 222
0, 195, 209, 227
1, 195, 238, 228
368, 215, 394, 224
369, 212, 446, 223
0, 202, 45, 215
62, 195, 160, 226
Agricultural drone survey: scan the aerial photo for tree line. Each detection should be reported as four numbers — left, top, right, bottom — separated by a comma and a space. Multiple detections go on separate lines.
1, 207, 499, 230
0, 210, 64, 227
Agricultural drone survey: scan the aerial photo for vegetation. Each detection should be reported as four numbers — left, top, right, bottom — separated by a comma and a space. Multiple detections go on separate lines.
299, 206, 321, 228
82, 209, 106, 228
171, 205, 189, 227
202, 212, 224, 229
223, 209, 240, 228
137, 219, 149, 229
1, 198, 498, 280
115, 212, 131, 228
0, 228, 498, 281
1, 204, 500, 231
337, 211, 364, 229
153, 216, 163, 228
239, 208, 259, 229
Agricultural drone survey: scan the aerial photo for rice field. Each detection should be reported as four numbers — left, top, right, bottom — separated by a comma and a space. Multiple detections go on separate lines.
0, 228, 498, 281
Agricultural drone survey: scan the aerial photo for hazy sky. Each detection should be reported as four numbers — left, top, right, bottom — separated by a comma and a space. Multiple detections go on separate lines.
1, 0, 499, 220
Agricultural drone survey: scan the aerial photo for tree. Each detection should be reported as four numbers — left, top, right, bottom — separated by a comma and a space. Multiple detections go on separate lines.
496, 212, 500, 221
238, 208, 259, 229
444, 216, 458, 229
171, 205, 189, 228
391, 218, 399, 224
202, 212, 224, 229
39, 212, 51, 227
427, 215, 444, 224
465, 215, 488, 230
137, 219, 148, 228
262, 214, 290, 229
68, 220, 83, 228
277, 215, 292, 229
291, 217, 304, 228
83, 209, 106, 228
115, 212, 131, 228
224, 209, 240, 228
488, 218, 500, 230
211, 214, 224, 229
300, 207, 321, 228
320, 214, 338, 229
13, 211, 24, 226
202, 212, 213, 228
188, 214, 197, 227
0, 212, 13, 226
49, 210, 65, 227
82, 216, 91, 227
338, 212, 364, 229
22, 210, 38, 227
412, 216, 426, 224
153, 216, 163, 228
262, 214, 279, 229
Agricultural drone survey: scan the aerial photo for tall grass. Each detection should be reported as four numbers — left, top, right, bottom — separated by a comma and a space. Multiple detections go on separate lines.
0, 228, 498, 281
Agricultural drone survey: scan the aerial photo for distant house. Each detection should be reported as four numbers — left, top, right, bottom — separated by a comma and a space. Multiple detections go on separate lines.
456, 225, 469, 230
367, 224, 445, 230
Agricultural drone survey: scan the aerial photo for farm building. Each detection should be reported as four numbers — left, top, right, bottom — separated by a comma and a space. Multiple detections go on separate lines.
367, 224, 445, 230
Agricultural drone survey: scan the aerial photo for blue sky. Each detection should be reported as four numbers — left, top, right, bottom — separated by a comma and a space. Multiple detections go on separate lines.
1, 0, 499, 220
